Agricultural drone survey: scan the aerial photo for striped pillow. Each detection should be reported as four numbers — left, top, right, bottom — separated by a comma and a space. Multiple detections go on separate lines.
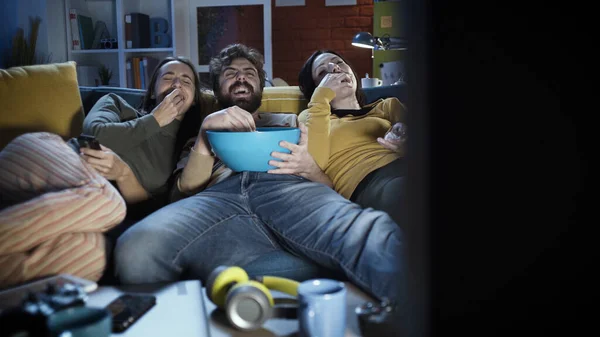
0, 132, 126, 287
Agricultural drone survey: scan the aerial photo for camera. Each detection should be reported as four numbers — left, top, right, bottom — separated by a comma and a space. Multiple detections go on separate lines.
0, 282, 88, 336
101, 38, 118, 49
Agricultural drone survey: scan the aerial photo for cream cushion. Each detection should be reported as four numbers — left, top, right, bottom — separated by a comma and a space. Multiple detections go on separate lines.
260, 86, 307, 114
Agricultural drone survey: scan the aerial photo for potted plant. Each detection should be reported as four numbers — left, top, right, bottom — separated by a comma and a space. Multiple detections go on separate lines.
4, 16, 52, 68
98, 64, 112, 86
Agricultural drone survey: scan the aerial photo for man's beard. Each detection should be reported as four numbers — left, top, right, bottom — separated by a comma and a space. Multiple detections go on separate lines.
217, 81, 262, 112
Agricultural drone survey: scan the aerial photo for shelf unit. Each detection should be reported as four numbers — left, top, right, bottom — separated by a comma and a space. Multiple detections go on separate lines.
64, 0, 175, 88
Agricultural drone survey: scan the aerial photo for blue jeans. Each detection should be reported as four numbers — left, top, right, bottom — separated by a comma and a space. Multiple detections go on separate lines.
115, 172, 405, 302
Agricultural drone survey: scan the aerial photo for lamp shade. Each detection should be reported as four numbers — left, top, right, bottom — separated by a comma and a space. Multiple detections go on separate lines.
352, 32, 408, 51
352, 32, 376, 49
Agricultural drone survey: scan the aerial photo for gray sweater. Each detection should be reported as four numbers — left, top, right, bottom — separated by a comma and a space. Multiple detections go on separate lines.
82, 93, 180, 197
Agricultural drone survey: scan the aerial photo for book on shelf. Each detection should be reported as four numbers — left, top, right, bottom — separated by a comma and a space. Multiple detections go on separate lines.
132, 57, 141, 89
126, 60, 134, 89
77, 14, 95, 50
124, 13, 151, 49
142, 56, 159, 87
139, 58, 146, 89
69, 9, 81, 50
127, 56, 159, 89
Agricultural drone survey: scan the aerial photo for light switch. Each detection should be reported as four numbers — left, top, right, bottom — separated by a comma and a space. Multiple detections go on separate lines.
381, 16, 393, 28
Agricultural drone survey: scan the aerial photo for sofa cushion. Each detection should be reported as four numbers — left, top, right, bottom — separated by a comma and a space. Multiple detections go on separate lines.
0, 61, 84, 150
259, 86, 308, 114
362, 83, 407, 105
79, 86, 309, 116
79, 86, 146, 115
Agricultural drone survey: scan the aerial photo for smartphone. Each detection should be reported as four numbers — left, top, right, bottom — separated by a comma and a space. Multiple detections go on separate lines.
105, 293, 157, 333
77, 134, 102, 150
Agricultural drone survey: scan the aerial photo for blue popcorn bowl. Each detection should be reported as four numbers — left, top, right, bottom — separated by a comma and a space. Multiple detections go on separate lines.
206, 127, 301, 172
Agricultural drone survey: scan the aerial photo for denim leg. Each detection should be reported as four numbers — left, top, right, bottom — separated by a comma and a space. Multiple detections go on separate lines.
114, 176, 280, 284
246, 173, 406, 303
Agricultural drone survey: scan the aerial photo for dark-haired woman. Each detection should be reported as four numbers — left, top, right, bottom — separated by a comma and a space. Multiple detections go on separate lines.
297, 50, 407, 225
82, 57, 218, 214
0, 57, 219, 287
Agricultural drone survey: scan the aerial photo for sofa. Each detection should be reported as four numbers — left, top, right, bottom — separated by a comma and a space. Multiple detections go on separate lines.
0, 62, 329, 287
79, 83, 406, 120
0, 61, 405, 287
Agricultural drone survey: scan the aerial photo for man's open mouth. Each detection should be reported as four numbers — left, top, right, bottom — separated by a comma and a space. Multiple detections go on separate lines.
234, 88, 249, 94
231, 84, 253, 97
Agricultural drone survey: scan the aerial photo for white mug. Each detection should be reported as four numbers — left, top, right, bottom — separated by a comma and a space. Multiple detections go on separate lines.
361, 77, 383, 88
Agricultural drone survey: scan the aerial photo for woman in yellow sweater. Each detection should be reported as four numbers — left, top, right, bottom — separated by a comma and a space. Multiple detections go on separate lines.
296, 50, 407, 225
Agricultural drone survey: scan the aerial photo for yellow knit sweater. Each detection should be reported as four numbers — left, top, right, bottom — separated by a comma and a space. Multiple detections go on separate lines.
298, 87, 406, 199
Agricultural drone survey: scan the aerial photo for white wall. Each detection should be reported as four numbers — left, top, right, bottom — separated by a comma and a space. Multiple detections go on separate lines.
47, 0, 67, 63
0, 0, 63, 67
17, 0, 48, 55
0, 0, 19, 67
174, 0, 190, 57
22, 0, 48, 56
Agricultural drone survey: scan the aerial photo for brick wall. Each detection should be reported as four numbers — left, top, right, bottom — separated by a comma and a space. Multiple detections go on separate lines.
235, 0, 374, 86
236, 5, 265, 63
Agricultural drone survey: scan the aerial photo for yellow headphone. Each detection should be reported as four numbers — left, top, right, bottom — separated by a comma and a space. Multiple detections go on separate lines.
206, 265, 300, 331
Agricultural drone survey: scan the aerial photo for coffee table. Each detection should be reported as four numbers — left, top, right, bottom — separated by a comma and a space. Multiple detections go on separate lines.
86, 280, 374, 337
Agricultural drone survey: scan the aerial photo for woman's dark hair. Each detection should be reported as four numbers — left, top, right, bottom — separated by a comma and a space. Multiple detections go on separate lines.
138, 56, 211, 167
208, 43, 266, 94
139, 56, 205, 114
298, 50, 365, 106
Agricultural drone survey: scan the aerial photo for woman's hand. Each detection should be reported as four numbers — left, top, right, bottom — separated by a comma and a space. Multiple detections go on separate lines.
151, 88, 187, 127
80, 144, 131, 182
268, 124, 333, 187
377, 122, 407, 153
318, 72, 353, 93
